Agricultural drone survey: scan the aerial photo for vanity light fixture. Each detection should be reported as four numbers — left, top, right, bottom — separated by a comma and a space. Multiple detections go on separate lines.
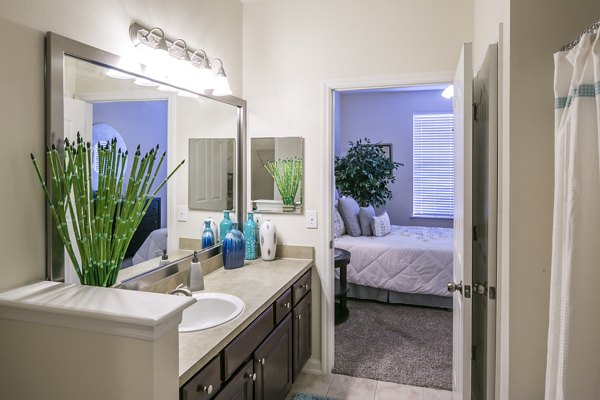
212, 59, 233, 96
129, 22, 232, 96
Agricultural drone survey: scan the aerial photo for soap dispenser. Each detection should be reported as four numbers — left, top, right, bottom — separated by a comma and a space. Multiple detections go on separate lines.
188, 251, 204, 292
159, 249, 170, 267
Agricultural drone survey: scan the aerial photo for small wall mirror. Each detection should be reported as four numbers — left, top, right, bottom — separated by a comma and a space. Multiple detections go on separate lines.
46, 33, 246, 283
251, 137, 304, 213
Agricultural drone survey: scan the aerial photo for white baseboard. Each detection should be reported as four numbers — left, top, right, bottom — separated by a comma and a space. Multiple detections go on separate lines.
303, 358, 323, 374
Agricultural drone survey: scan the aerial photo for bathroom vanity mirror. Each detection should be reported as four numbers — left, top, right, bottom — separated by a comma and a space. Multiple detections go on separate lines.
251, 137, 304, 213
46, 33, 246, 283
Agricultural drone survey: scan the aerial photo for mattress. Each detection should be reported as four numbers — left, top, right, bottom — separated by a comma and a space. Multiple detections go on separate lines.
334, 225, 453, 298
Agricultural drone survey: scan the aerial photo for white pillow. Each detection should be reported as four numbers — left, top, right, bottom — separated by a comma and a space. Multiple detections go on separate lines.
371, 212, 391, 237
333, 206, 346, 238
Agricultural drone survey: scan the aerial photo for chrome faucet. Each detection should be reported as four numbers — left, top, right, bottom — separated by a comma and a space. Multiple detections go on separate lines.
168, 283, 192, 297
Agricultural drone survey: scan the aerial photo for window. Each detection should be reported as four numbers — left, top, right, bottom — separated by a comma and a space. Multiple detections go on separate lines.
412, 113, 454, 218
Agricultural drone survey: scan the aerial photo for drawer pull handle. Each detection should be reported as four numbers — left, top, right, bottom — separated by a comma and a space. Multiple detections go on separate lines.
301, 284, 310, 290
197, 384, 213, 394
297, 314, 302, 320
260, 358, 266, 365
285, 302, 291, 309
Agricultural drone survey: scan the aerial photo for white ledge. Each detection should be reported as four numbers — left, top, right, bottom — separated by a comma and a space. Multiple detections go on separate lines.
0, 281, 195, 341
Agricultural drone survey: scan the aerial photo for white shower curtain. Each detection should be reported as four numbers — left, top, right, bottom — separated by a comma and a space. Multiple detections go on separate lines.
545, 32, 600, 400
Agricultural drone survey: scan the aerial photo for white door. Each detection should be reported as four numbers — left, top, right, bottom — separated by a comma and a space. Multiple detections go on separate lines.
451, 43, 473, 400
472, 44, 498, 400
188, 138, 230, 211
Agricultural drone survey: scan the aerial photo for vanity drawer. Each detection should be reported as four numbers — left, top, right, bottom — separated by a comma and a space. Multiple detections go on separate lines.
181, 355, 221, 400
223, 305, 274, 380
292, 270, 311, 306
274, 288, 292, 325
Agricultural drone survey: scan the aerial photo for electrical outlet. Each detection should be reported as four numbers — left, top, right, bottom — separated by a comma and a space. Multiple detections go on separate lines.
177, 206, 188, 222
306, 210, 318, 229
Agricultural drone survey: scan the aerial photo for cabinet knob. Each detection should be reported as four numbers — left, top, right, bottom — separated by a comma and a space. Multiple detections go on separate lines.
285, 302, 291, 309
297, 314, 302, 320
244, 372, 257, 381
302, 284, 310, 290
197, 384, 213, 394
261, 358, 266, 365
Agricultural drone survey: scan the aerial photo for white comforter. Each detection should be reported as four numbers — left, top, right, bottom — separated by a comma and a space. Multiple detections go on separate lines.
335, 225, 453, 297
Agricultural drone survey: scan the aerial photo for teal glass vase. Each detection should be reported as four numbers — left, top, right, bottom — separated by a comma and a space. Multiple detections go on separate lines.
243, 212, 258, 260
219, 210, 233, 242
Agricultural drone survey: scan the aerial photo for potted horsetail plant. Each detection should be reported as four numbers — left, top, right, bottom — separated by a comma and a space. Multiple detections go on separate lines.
31, 134, 184, 287
264, 157, 303, 212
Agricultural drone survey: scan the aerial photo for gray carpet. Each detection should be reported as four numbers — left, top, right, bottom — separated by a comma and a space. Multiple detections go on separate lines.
333, 299, 452, 390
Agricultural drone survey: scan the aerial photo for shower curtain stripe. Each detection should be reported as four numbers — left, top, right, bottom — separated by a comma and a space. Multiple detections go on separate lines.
545, 31, 600, 400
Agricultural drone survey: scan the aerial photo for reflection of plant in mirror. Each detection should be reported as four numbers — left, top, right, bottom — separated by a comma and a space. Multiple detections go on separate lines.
31, 134, 185, 287
264, 157, 303, 210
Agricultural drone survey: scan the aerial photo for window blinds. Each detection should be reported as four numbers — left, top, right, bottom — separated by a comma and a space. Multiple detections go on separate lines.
412, 113, 454, 218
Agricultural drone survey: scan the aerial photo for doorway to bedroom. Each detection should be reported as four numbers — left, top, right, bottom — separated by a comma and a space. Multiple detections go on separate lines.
331, 85, 455, 391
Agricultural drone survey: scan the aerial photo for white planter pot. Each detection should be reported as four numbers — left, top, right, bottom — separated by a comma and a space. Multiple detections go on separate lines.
259, 219, 277, 261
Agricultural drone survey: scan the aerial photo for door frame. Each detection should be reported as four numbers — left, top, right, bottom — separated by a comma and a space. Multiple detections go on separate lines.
320, 71, 454, 373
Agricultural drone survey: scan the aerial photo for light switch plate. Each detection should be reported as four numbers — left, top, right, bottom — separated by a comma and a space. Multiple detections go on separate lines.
306, 210, 318, 229
177, 206, 188, 222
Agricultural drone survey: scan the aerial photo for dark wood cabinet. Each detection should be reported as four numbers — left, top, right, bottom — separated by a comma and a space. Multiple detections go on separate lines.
254, 315, 293, 400
180, 268, 311, 400
293, 291, 311, 380
213, 361, 254, 400
181, 355, 222, 400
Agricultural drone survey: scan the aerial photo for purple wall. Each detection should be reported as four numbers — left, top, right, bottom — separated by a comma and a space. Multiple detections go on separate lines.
334, 89, 453, 228
93, 100, 168, 228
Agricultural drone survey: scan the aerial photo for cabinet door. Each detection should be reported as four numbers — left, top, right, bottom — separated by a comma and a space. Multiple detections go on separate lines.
293, 291, 311, 380
214, 361, 254, 400
254, 314, 293, 400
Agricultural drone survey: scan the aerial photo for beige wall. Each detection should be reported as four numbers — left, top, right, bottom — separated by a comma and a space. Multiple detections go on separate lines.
0, 0, 243, 292
243, 0, 474, 369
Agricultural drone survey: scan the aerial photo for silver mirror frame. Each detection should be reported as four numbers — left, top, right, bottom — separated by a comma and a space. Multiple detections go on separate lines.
45, 32, 247, 282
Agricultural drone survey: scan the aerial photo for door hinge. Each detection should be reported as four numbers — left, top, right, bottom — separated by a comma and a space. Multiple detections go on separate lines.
329, 240, 333, 249
473, 102, 479, 121
472, 345, 476, 361
473, 225, 478, 241
489, 286, 497, 300
464, 284, 471, 298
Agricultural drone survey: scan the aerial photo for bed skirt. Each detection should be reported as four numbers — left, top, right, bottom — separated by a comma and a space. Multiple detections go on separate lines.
347, 282, 452, 309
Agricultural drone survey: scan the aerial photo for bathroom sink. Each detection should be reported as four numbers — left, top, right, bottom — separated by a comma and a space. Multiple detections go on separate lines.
179, 292, 245, 332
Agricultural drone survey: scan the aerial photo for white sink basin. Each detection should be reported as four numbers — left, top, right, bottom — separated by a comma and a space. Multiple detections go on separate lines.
179, 292, 245, 332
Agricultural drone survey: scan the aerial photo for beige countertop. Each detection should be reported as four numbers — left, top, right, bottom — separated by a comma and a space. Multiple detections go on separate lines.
178, 257, 312, 385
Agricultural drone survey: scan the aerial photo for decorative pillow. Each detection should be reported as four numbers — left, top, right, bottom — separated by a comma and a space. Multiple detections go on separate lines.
338, 196, 362, 236
359, 206, 375, 236
372, 212, 391, 237
333, 206, 346, 238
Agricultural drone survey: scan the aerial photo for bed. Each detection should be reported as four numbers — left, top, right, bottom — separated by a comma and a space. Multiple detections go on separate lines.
334, 225, 454, 308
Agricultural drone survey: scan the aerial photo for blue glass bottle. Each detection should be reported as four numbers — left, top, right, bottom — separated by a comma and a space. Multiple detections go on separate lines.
243, 212, 258, 260
223, 223, 245, 269
220, 210, 233, 242
201, 220, 215, 249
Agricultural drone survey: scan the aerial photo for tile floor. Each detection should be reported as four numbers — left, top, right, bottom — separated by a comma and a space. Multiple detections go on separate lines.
287, 371, 452, 400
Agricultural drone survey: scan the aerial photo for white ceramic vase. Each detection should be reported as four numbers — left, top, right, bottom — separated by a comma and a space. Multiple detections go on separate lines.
259, 219, 277, 261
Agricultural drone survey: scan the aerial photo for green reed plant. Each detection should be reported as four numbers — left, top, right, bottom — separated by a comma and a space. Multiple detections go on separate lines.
31, 134, 184, 287
264, 157, 303, 208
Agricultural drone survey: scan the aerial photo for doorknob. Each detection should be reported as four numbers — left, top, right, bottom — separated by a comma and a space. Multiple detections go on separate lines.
447, 281, 463, 294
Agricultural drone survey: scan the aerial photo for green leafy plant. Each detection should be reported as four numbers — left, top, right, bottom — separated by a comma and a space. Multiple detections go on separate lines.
264, 157, 303, 209
335, 138, 403, 207
31, 135, 184, 287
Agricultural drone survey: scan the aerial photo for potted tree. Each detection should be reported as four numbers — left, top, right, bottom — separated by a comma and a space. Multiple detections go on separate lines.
334, 138, 402, 207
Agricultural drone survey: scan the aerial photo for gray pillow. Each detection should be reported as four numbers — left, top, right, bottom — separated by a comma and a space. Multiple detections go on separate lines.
333, 206, 346, 238
338, 197, 361, 236
359, 206, 376, 236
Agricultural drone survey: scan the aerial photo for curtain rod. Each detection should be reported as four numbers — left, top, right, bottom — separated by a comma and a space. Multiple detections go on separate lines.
560, 18, 600, 51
